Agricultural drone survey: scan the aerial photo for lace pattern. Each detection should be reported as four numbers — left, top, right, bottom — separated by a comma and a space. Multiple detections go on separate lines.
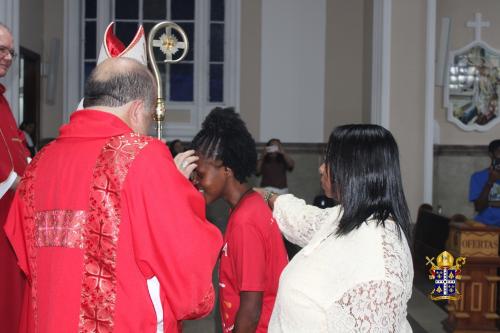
329, 223, 413, 333
381, 223, 413, 300
331, 280, 408, 332
273, 195, 341, 247
269, 195, 413, 333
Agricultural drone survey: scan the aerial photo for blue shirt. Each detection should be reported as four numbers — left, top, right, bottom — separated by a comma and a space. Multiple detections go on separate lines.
469, 168, 500, 226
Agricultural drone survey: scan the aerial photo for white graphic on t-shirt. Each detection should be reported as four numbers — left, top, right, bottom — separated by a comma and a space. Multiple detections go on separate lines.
489, 183, 500, 202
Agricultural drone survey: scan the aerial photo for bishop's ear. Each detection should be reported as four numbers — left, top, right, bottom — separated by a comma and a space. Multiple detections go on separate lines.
128, 100, 143, 122
127, 100, 151, 135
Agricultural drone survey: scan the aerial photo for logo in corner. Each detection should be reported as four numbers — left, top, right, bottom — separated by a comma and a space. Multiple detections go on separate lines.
426, 251, 466, 301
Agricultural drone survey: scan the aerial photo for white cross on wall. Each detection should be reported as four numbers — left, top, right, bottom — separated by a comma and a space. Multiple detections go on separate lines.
467, 12, 490, 41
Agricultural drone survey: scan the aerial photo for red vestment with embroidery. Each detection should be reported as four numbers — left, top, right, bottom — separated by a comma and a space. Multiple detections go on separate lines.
0, 83, 30, 333
4, 110, 222, 332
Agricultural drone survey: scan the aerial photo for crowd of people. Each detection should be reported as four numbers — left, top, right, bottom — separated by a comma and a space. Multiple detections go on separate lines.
5, 19, 491, 333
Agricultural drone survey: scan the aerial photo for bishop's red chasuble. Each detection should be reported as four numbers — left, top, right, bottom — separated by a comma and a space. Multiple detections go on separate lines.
5, 110, 222, 332
0, 84, 30, 333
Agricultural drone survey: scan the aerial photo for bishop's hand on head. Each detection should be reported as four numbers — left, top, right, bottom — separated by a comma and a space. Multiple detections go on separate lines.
174, 149, 198, 179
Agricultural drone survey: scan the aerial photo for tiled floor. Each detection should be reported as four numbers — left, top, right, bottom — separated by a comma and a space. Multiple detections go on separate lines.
183, 316, 217, 333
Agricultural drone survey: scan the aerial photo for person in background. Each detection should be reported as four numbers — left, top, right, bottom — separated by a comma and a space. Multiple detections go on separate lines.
187, 107, 288, 333
256, 124, 414, 332
168, 139, 184, 157
20, 120, 36, 156
256, 138, 294, 195
469, 139, 500, 226
0, 22, 31, 333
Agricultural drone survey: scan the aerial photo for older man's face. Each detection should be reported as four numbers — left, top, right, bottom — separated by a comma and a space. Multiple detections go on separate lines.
0, 28, 14, 78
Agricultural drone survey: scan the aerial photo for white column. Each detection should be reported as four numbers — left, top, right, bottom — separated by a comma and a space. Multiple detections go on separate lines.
424, 0, 436, 204
97, 0, 112, 48
0, 0, 20, 122
371, 0, 391, 129
63, 0, 82, 122
260, 0, 326, 143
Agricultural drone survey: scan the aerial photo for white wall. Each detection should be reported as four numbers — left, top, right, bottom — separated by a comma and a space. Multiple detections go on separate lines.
240, 0, 262, 138
260, 0, 326, 143
390, 0, 427, 218
39, 0, 64, 139
324, 0, 366, 138
20, 0, 43, 54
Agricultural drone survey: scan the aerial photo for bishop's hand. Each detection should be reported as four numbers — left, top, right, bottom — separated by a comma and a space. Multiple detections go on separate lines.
174, 150, 198, 179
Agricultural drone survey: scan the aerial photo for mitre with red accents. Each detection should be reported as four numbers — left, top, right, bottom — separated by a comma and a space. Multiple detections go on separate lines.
97, 22, 147, 66
76, 22, 148, 110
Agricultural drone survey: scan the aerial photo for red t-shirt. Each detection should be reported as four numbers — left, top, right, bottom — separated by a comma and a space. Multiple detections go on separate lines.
219, 191, 288, 332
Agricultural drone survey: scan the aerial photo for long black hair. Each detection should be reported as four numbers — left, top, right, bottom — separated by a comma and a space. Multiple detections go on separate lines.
191, 107, 257, 183
325, 124, 411, 242
168, 139, 181, 157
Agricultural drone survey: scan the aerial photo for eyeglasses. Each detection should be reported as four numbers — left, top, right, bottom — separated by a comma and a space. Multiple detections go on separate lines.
0, 46, 17, 59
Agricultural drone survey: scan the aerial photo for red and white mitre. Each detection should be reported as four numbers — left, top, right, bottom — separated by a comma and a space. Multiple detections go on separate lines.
77, 22, 147, 110
97, 22, 147, 66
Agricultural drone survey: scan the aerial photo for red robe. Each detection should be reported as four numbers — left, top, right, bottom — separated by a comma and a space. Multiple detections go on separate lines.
4, 110, 222, 332
0, 84, 30, 333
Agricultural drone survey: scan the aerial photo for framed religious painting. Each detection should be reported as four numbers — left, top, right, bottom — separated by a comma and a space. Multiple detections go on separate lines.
444, 42, 500, 131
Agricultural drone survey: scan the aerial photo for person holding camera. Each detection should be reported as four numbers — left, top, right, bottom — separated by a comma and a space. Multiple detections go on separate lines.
469, 139, 500, 226
257, 139, 295, 195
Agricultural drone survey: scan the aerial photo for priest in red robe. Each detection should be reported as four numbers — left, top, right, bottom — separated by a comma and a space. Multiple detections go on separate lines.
0, 23, 30, 333
5, 57, 222, 332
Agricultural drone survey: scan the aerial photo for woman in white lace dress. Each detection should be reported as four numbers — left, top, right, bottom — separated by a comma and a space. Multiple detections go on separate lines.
258, 125, 414, 332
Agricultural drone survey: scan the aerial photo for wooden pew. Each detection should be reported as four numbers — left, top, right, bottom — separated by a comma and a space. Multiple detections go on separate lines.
413, 204, 451, 270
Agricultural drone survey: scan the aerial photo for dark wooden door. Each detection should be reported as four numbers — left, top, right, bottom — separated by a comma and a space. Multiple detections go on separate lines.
19, 47, 41, 147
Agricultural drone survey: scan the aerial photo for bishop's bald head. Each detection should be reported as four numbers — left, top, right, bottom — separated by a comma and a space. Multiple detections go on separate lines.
83, 57, 157, 135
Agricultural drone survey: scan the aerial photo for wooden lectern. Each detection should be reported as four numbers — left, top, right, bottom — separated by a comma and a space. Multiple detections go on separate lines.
444, 221, 500, 332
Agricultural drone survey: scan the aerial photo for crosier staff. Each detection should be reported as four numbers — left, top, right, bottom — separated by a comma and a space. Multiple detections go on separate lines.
147, 22, 189, 139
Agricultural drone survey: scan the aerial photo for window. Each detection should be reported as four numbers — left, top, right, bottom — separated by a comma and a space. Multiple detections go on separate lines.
79, 0, 240, 139
209, 0, 224, 102
83, 0, 97, 85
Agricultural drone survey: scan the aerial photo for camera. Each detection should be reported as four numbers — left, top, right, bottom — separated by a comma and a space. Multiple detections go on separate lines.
493, 158, 500, 171
266, 145, 279, 153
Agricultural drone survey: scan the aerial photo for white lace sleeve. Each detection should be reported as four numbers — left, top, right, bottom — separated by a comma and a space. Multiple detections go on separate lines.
273, 194, 341, 247
327, 280, 412, 333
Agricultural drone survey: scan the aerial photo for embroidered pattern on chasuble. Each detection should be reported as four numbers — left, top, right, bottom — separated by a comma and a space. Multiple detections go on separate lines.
78, 133, 151, 332
18, 142, 55, 331
35, 210, 87, 248
18, 133, 151, 332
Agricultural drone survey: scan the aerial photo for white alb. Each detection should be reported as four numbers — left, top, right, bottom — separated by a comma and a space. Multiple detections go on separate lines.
268, 194, 414, 333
